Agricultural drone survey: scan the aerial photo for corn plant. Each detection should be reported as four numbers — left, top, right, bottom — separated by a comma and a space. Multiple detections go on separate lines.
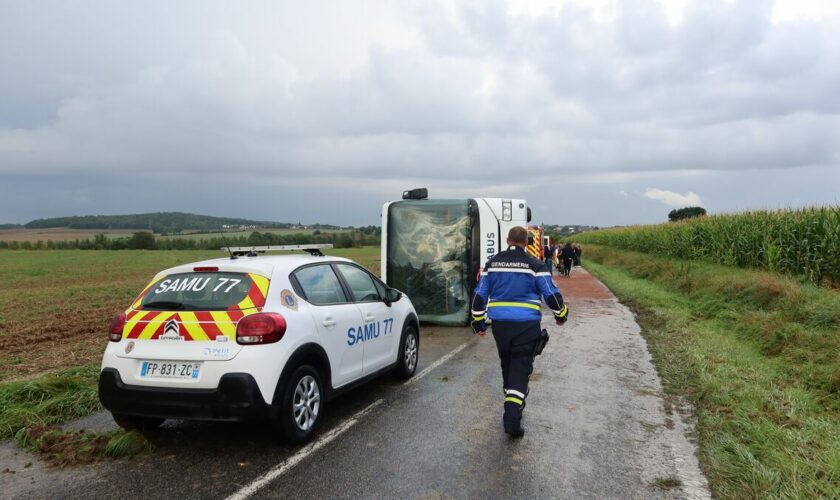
574, 206, 840, 287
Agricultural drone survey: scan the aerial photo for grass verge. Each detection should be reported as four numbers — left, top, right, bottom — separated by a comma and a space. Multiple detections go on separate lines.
2, 364, 155, 465
583, 245, 839, 499
0, 364, 100, 440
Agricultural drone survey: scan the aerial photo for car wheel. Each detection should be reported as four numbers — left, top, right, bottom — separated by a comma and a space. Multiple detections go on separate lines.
278, 364, 323, 445
394, 324, 419, 380
111, 413, 164, 431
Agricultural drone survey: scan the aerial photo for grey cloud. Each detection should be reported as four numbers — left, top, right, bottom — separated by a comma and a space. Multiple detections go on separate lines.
0, 0, 838, 225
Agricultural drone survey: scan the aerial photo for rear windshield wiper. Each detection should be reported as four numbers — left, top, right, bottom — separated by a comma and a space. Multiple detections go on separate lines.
142, 301, 186, 310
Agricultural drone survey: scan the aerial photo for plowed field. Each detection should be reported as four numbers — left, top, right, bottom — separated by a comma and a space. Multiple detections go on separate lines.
0, 248, 380, 382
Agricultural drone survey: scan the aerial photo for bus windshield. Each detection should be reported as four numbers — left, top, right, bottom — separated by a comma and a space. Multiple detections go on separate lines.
386, 199, 472, 325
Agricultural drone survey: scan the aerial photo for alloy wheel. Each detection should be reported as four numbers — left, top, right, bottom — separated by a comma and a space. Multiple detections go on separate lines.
292, 375, 321, 431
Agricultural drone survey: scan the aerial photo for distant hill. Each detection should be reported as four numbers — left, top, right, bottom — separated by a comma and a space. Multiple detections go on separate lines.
24, 212, 296, 233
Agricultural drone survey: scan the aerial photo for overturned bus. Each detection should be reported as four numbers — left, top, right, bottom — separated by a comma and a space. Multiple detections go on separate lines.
380, 188, 531, 325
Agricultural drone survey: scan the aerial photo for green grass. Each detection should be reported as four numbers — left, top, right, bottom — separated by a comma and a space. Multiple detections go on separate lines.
104, 430, 153, 458
574, 206, 840, 286
328, 246, 381, 273
0, 365, 101, 440
582, 245, 840, 498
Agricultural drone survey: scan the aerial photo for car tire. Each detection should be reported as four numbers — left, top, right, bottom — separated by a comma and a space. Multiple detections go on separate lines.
111, 413, 164, 431
393, 324, 419, 380
277, 364, 323, 445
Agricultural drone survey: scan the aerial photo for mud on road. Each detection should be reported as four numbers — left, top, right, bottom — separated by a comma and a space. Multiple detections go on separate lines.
2, 267, 710, 499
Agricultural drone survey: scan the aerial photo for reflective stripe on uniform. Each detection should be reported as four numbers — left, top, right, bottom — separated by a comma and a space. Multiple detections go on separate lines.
488, 301, 541, 311
488, 268, 535, 275
472, 314, 486, 321
505, 396, 524, 405
505, 389, 526, 399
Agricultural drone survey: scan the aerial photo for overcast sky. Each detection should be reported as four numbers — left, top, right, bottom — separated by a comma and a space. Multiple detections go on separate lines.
1, 0, 838, 227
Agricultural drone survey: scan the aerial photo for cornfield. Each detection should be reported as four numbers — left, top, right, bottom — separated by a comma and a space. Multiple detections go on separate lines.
574, 206, 840, 287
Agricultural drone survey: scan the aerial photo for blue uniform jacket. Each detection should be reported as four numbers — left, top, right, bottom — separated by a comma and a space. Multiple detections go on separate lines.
471, 246, 565, 323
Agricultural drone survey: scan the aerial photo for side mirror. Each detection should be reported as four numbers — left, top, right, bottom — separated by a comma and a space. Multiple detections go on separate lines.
383, 288, 402, 306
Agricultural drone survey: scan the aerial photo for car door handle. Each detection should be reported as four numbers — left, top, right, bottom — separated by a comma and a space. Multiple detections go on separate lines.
364, 314, 375, 323
322, 317, 337, 327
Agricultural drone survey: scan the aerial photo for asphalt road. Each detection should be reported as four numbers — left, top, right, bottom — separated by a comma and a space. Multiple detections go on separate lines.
2, 269, 710, 499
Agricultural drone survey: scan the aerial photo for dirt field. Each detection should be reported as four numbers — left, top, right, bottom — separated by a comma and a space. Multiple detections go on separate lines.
0, 228, 137, 242
0, 247, 380, 382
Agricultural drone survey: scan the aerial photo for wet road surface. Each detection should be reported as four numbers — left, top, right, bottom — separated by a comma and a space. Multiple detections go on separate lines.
2, 268, 710, 499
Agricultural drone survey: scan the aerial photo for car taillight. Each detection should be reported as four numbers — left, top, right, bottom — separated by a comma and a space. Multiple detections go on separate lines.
109, 312, 126, 342
236, 313, 286, 345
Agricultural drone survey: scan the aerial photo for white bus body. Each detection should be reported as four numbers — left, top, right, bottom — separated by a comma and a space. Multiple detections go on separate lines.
381, 197, 529, 325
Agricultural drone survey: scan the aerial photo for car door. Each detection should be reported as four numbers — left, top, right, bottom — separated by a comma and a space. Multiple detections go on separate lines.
334, 263, 397, 375
292, 264, 364, 387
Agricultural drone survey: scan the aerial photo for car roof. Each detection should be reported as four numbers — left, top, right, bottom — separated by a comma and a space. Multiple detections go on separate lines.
154, 253, 355, 279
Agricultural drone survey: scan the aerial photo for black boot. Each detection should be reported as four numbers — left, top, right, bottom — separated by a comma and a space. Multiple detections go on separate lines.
504, 423, 525, 438
503, 413, 525, 438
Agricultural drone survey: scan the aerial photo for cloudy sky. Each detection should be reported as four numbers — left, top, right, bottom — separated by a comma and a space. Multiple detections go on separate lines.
1, 0, 838, 227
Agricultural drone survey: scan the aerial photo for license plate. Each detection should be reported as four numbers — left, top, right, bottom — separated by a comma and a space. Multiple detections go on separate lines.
139, 360, 202, 379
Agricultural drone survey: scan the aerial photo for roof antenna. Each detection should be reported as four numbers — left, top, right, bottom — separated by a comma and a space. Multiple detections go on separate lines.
218, 227, 236, 259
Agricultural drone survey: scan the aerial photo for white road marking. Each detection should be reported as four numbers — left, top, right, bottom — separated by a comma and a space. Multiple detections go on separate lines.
225, 399, 384, 500
225, 338, 474, 500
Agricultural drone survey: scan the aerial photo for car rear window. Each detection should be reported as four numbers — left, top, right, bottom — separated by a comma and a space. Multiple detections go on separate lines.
140, 272, 262, 311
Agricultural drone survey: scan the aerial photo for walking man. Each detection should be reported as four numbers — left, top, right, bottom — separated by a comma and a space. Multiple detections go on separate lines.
561, 242, 575, 276
471, 227, 569, 437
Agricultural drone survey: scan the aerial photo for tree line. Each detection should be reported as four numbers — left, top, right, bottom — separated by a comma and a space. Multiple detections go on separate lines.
0, 229, 381, 250
23, 212, 297, 233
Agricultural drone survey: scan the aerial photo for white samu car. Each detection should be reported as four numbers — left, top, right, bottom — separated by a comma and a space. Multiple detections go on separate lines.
99, 245, 419, 443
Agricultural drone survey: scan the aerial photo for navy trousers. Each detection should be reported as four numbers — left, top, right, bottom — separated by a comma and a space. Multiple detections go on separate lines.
491, 320, 541, 429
